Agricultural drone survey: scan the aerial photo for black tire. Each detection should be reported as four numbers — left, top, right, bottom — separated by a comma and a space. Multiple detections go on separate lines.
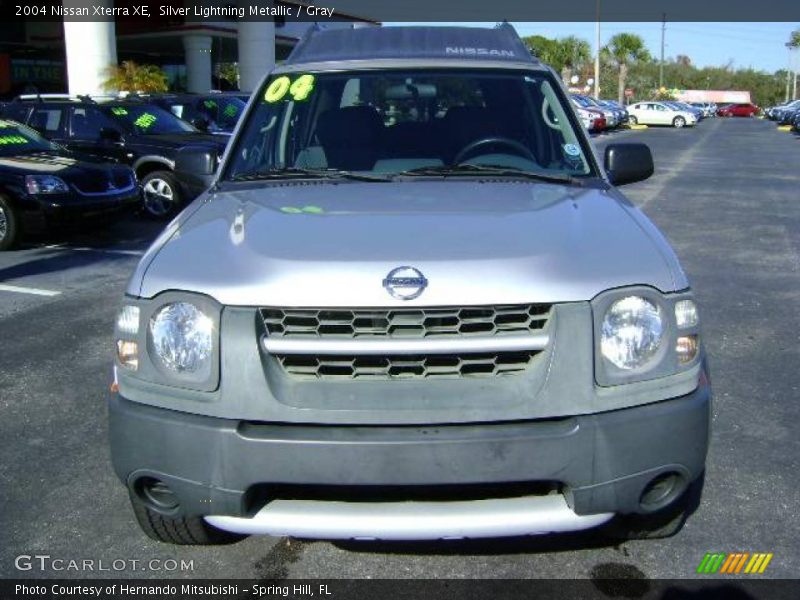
603, 471, 705, 540
141, 170, 182, 220
628, 115, 638, 125
0, 195, 20, 251
673, 116, 686, 128
129, 492, 246, 545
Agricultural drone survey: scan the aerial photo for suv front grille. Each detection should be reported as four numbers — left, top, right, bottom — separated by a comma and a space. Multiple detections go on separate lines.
275, 351, 539, 380
260, 304, 551, 339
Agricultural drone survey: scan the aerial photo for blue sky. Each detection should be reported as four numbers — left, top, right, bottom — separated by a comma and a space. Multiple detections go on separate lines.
391, 22, 799, 73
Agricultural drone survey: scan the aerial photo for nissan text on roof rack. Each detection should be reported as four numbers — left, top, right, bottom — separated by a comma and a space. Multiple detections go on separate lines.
110, 24, 711, 544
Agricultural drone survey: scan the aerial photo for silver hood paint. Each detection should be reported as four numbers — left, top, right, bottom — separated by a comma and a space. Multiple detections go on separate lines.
130, 181, 686, 306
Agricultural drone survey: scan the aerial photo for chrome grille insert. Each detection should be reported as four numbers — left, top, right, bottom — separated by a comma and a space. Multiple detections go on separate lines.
261, 304, 551, 339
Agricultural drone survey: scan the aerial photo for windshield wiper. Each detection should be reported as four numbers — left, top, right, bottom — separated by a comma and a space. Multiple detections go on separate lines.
395, 164, 585, 185
230, 167, 390, 182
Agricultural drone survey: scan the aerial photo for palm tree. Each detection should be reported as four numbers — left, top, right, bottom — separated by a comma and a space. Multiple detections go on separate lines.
558, 36, 591, 83
103, 61, 168, 93
790, 29, 800, 48
604, 33, 651, 104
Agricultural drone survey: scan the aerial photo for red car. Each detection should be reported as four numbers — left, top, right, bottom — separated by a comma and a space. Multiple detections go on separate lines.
717, 103, 759, 117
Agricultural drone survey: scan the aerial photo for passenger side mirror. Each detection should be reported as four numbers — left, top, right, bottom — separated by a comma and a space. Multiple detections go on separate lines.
604, 143, 654, 186
175, 146, 218, 194
190, 116, 210, 132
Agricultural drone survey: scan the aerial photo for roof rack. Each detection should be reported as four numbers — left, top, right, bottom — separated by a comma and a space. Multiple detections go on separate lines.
285, 23, 537, 66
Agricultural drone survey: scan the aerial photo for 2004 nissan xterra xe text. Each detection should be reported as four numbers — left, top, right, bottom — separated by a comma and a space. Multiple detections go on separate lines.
110, 24, 711, 544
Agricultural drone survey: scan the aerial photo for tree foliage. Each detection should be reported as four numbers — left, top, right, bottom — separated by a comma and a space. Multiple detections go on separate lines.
604, 33, 651, 104
521, 34, 590, 80
524, 31, 790, 106
103, 61, 168, 93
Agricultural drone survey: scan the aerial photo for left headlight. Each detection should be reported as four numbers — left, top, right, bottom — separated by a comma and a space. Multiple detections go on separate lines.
150, 302, 214, 377
25, 174, 69, 194
601, 296, 664, 370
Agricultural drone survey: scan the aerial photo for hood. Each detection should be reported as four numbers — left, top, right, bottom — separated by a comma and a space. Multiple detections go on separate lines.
0, 151, 125, 179
132, 180, 686, 306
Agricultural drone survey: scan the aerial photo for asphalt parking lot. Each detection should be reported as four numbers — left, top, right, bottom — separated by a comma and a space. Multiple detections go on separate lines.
1, 117, 798, 582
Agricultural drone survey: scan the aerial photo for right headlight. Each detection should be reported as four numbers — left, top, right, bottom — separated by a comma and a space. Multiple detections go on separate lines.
600, 296, 664, 370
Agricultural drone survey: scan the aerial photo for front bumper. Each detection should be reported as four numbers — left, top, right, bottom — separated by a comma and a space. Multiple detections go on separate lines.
20, 189, 141, 231
109, 375, 710, 540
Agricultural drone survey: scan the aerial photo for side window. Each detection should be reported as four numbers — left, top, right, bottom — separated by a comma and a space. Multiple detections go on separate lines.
69, 107, 116, 139
29, 107, 64, 135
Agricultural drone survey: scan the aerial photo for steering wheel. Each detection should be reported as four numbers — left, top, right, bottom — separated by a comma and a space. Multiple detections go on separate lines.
453, 136, 537, 165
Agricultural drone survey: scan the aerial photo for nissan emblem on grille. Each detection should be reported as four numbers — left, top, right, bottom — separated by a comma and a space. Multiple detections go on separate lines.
383, 266, 427, 300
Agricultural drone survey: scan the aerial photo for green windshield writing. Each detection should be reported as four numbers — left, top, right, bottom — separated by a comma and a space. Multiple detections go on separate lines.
0, 134, 30, 145
133, 113, 157, 129
265, 74, 316, 103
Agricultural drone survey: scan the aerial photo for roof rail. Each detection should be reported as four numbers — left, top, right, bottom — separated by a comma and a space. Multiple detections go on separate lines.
16, 93, 72, 102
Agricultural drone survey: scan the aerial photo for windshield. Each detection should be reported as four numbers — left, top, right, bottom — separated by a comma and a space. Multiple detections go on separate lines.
0, 119, 57, 155
102, 104, 196, 135
225, 69, 593, 180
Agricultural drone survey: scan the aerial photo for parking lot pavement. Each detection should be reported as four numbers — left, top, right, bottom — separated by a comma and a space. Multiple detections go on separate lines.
1, 118, 798, 582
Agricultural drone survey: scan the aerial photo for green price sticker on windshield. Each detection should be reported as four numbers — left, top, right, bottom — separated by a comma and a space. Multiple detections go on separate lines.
264, 74, 316, 103
204, 99, 217, 109
111, 107, 128, 116
134, 113, 157, 129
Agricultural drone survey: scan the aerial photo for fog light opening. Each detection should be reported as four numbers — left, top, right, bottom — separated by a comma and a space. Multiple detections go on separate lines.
640, 471, 684, 510
136, 477, 180, 511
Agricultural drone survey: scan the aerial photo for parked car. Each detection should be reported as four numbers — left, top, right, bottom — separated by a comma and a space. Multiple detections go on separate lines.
599, 99, 629, 125
627, 101, 697, 128
688, 102, 713, 117
572, 94, 618, 128
572, 100, 607, 132
776, 102, 800, 126
717, 103, 759, 117
143, 92, 249, 136
665, 101, 704, 121
764, 101, 797, 121
1, 95, 227, 218
0, 118, 139, 250
110, 24, 710, 545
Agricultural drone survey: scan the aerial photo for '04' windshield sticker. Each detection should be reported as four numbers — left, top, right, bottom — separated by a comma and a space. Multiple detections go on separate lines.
264, 74, 316, 103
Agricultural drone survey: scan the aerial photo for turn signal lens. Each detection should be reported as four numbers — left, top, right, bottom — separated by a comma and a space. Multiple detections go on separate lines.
674, 300, 698, 329
116, 340, 139, 370
676, 335, 698, 364
117, 305, 140, 335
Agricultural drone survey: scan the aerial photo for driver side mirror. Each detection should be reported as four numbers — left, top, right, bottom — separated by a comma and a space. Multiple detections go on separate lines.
190, 116, 210, 132
175, 145, 218, 195
604, 143, 654, 186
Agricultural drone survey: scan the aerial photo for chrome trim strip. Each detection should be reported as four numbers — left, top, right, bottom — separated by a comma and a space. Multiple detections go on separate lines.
262, 332, 549, 355
205, 495, 613, 540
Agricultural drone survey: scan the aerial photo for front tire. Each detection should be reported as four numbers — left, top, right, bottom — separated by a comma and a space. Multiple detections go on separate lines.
0, 196, 20, 251
141, 170, 182, 220
129, 492, 245, 545
628, 115, 638, 125
673, 116, 686, 128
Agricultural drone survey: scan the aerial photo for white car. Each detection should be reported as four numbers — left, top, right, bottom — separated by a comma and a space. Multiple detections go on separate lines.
628, 102, 697, 128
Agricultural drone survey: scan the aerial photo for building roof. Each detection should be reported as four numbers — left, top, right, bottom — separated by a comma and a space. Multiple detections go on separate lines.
285, 24, 537, 66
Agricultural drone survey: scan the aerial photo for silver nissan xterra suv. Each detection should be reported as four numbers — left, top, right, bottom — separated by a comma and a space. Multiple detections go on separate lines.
110, 24, 710, 544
